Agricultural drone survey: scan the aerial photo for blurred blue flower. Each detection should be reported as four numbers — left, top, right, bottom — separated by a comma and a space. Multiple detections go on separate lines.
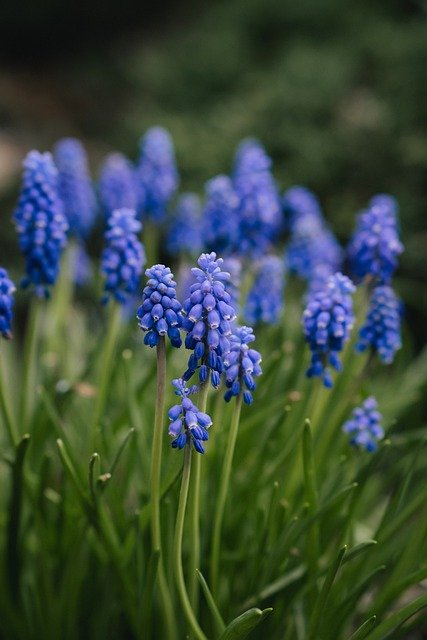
167, 193, 202, 256
182, 252, 237, 388
168, 378, 212, 454
283, 185, 323, 231
13, 150, 69, 298
357, 285, 402, 364
137, 263, 182, 347
0, 268, 16, 340
101, 208, 145, 304
202, 175, 240, 254
342, 396, 384, 452
303, 272, 355, 388
99, 153, 139, 218
223, 326, 262, 405
244, 255, 285, 325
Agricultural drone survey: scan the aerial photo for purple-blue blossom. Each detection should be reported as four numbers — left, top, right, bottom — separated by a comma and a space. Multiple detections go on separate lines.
357, 285, 402, 364
223, 326, 262, 405
167, 193, 202, 256
101, 208, 145, 304
13, 150, 69, 298
182, 252, 237, 388
244, 255, 285, 325
342, 397, 384, 452
302, 272, 355, 388
99, 153, 139, 218
202, 175, 240, 254
137, 127, 179, 223
283, 186, 323, 231
168, 378, 213, 454
0, 268, 16, 340
137, 264, 182, 348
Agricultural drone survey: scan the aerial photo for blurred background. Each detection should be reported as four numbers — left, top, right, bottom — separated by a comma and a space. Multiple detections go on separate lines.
0, 0, 426, 346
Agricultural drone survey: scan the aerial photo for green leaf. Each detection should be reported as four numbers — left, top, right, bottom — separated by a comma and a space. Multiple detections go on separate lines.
196, 569, 226, 635
366, 593, 427, 640
218, 608, 273, 640
346, 616, 377, 640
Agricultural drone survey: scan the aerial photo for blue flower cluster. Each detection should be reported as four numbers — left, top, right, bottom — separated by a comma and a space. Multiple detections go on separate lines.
202, 175, 240, 254
357, 285, 402, 364
348, 194, 403, 284
137, 264, 182, 347
342, 397, 384, 452
54, 138, 97, 239
101, 208, 145, 304
13, 150, 69, 298
0, 268, 16, 340
283, 186, 323, 230
223, 326, 262, 405
168, 379, 213, 454
244, 255, 285, 325
99, 153, 139, 218
182, 252, 236, 388
303, 272, 355, 387
167, 193, 202, 256
137, 127, 179, 223
233, 139, 282, 256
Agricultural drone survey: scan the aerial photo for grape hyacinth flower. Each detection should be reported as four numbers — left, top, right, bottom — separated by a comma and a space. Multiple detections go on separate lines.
182, 252, 237, 388
99, 153, 139, 218
0, 268, 16, 340
202, 175, 240, 254
244, 255, 285, 325
342, 397, 384, 452
137, 127, 179, 223
233, 139, 282, 256
283, 185, 323, 232
168, 379, 213, 454
54, 137, 97, 238
137, 264, 182, 348
357, 285, 402, 364
287, 217, 342, 283
101, 208, 145, 304
166, 193, 202, 256
13, 150, 69, 298
223, 326, 262, 405
303, 272, 355, 388
348, 195, 403, 284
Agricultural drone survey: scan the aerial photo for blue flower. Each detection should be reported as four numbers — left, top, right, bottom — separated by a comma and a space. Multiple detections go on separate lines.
357, 285, 402, 364
13, 150, 69, 298
232, 139, 282, 257
54, 138, 97, 238
202, 175, 240, 254
137, 264, 182, 348
283, 186, 323, 231
348, 195, 403, 284
0, 268, 16, 340
99, 153, 139, 218
223, 326, 262, 405
137, 127, 179, 223
244, 255, 285, 325
101, 208, 145, 304
302, 272, 355, 388
181, 252, 237, 388
167, 193, 202, 256
342, 397, 384, 452
168, 379, 213, 454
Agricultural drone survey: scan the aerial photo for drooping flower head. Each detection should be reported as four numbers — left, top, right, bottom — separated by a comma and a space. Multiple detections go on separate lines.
137, 127, 179, 223
342, 397, 384, 452
357, 285, 402, 364
283, 186, 323, 231
168, 379, 213, 454
348, 195, 403, 284
54, 137, 97, 238
137, 264, 182, 348
223, 326, 262, 405
182, 252, 237, 388
202, 175, 240, 254
0, 268, 16, 340
167, 193, 202, 256
13, 150, 69, 298
244, 255, 285, 325
302, 272, 355, 388
99, 153, 139, 218
232, 139, 283, 256
101, 208, 145, 304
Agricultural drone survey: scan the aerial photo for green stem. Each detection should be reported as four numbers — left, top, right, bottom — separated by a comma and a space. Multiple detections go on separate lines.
21, 298, 43, 431
210, 392, 243, 597
0, 346, 19, 446
174, 444, 208, 640
189, 381, 210, 613
149, 337, 176, 640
